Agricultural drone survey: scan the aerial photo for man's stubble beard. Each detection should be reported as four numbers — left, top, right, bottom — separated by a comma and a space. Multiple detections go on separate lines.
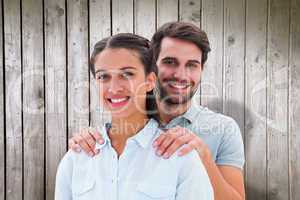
154, 77, 199, 106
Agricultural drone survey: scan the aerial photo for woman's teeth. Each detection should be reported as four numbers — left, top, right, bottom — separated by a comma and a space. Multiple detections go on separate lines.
110, 98, 128, 103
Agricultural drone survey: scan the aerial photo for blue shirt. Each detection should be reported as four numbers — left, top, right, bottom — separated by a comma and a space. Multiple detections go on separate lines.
161, 103, 245, 169
55, 118, 214, 200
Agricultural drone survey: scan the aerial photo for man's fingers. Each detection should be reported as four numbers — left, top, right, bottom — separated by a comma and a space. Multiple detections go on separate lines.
90, 130, 104, 144
156, 134, 175, 156
162, 134, 193, 158
81, 130, 97, 154
68, 138, 81, 152
75, 134, 95, 156
153, 132, 166, 148
155, 128, 183, 156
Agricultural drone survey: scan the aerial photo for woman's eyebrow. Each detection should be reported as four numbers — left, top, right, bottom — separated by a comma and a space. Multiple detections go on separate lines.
95, 66, 137, 74
120, 66, 137, 71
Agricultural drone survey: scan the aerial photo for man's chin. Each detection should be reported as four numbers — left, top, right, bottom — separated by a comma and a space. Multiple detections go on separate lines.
164, 97, 190, 105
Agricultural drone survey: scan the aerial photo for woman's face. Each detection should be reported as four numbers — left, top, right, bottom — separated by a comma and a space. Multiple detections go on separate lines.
94, 48, 155, 119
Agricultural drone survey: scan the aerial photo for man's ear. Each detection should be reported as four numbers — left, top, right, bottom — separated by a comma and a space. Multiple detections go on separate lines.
146, 72, 157, 92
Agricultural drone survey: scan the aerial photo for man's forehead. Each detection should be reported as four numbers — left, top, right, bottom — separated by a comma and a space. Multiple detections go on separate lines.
158, 37, 202, 59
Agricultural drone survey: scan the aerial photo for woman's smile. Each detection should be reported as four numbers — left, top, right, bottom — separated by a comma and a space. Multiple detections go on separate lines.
106, 96, 130, 108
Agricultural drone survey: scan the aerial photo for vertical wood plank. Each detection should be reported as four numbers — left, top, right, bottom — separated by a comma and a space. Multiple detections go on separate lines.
67, 0, 89, 137
112, 0, 133, 33
179, 0, 201, 26
157, 0, 178, 27
44, 0, 67, 199
223, 0, 245, 137
289, 0, 300, 199
201, 0, 223, 113
134, 0, 155, 39
22, 0, 44, 199
89, 0, 111, 128
3, 0, 23, 199
267, 0, 290, 199
245, 0, 268, 199
0, 0, 4, 199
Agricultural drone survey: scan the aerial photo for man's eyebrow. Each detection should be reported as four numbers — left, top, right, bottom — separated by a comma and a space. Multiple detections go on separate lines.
94, 66, 137, 74
187, 60, 201, 64
161, 56, 177, 60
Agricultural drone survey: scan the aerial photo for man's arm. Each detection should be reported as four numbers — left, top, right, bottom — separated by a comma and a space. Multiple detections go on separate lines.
153, 126, 245, 200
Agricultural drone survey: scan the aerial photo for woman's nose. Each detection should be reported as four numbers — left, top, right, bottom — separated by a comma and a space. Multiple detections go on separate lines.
108, 77, 124, 94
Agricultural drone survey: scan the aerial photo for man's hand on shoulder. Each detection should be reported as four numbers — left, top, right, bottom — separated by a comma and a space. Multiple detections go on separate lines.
68, 127, 104, 156
153, 126, 210, 160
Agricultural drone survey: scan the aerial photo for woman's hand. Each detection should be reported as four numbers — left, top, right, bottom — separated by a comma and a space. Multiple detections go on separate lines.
153, 126, 210, 159
68, 127, 104, 156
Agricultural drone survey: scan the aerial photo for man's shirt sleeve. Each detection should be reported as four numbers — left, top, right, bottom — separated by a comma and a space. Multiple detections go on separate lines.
216, 118, 245, 169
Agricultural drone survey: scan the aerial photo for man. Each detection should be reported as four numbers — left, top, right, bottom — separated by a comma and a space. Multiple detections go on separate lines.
69, 22, 245, 200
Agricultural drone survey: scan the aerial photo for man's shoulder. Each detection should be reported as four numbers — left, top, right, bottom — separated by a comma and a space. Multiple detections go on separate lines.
191, 104, 239, 130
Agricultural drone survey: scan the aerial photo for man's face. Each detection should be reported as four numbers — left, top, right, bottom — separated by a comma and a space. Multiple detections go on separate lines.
155, 37, 203, 105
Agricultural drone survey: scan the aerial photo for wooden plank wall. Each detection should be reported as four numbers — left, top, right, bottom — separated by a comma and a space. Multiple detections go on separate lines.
0, 0, 299, 200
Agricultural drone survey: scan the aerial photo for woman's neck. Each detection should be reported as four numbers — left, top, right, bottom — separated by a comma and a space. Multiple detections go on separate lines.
108, 112, 149, 157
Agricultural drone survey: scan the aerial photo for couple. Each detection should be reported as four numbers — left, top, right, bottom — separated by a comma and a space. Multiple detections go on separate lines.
56, 22, 245, 200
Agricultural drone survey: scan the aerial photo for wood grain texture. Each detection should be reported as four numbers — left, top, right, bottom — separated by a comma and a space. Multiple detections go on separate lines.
112, 0, 133, 33
44, 0, 67, 199
201, 0, 223, 113
0, 0, 4, 199
22, 0, 44, 199
0, 1, 299, 200
157, 0, 178, 27
223, 0, 245, 138
245, 0, 268, 199
3, 0, 23, 199
267, 0, 290, 199
179, 0, 201, 25
289, 0, 300, 199
67, 0, 89, 138
89, 0, 111, 128
134, 0, 156, 39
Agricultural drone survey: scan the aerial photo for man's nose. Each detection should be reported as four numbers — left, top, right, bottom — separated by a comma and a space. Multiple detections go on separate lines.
173, 65, 188, 80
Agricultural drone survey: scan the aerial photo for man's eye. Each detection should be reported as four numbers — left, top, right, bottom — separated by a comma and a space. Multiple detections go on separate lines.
186, 63, 197, 68
163, 60, 176, 65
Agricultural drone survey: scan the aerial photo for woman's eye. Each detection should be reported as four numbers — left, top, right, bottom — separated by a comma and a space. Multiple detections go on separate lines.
122, 71, 134, 79
96, 73, 109, 81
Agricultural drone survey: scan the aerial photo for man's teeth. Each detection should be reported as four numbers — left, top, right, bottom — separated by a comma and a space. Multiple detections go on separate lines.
110, 98, 128, 103
170, 83, 189, 89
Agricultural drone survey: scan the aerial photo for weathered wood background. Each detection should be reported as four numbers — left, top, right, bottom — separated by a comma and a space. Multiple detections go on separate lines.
0, 0, 299, 199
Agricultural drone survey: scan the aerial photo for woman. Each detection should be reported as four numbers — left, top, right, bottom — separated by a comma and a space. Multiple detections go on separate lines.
55, 33, 213, 200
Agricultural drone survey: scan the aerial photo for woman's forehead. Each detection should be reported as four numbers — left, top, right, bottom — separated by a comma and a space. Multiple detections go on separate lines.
94, 48, 144, 71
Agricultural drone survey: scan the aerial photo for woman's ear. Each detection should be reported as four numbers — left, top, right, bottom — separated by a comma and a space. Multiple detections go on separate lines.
145, 72, 157, 92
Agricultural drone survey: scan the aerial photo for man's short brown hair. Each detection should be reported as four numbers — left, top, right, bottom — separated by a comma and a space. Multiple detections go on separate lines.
150, 22, 211, 68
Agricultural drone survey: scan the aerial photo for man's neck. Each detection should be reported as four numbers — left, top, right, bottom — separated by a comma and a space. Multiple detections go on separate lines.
156, 97, 191, 125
